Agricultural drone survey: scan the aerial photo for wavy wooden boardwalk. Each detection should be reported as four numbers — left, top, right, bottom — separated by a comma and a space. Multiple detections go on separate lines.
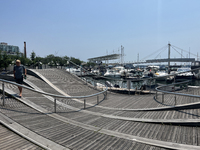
1, 68, 200, 149
0, 123, 42, 150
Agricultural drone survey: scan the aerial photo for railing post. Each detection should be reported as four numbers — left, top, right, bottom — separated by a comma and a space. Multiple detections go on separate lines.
2, 82, 5, 106
139, 87, 142, 95
94, 80, 96, 89
135, 87, 137, 95
81, 67, 82, 77
127, 80, 131, 95
156, 91, 157, 99
105, 91, 107, 100
149, 79, 151, 94
84, 99, 86, 109
97, 96, 99, 105
174, 95, 176, 106
174, 74, 176, 83
162, 93, 164, 103
54, 98, 56, 113
186, 83, 188, 91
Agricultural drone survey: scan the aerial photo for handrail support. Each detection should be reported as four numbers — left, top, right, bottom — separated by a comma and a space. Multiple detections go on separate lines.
54, 98, 56, 113
162, 93, 164, 103
84, 99, 86, 109
97, 96, 99, 105
2, 82, 5, 106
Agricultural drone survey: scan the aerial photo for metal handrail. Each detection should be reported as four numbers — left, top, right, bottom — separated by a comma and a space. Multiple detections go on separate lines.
155, 80, 200, 105
0, 79, 108, 112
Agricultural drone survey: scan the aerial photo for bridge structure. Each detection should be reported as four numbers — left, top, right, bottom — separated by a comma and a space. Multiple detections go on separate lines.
88, 43, 199, 69
125, 43, 199, 73
132, 58, 196, 64
88, 53, 120, 64
88, 45, 124, 64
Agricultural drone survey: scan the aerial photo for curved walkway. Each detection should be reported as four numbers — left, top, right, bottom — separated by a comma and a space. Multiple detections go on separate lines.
1, 81, 199, 149
1, 90, 199, 150
0, 94, 171, 150
0, 123, 42, 150
1, 69, 200, 149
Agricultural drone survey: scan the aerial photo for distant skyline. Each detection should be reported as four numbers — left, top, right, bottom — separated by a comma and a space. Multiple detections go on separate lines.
1, 0, 200, 63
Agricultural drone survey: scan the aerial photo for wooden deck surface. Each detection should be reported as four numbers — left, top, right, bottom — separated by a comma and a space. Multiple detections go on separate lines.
1, 68, 200, 149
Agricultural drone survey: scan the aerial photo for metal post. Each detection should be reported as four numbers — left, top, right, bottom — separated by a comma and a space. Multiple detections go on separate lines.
149, 79, 151, 94
69, 66, 70, 74
54, 98, 56, 113
173, 75, 175, 89
168, 43, 171, 74
84, 99, 86, 109
156, 91, 157, 99
105, 91, 107, 100
174, 95, 176, 106
135, 87, 137, 95
127, 80, 130, 95
95, 81, 97, 90
187, 83, 188, 91
162, 93, 164, 103
2, 82, 5, 106
97, 96, 99, 105
81, 66, 82, 77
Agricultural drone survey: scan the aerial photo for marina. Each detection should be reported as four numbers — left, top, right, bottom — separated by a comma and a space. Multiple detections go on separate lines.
2, 1, 200, 149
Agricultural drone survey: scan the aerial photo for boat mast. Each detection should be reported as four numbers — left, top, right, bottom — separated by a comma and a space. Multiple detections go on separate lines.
168, 43, 171, 74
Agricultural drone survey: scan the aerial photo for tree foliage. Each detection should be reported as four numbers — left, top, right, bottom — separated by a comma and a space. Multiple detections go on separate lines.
0, 50, 84, 71
30, 51, 36, 61
70, 57, 82, 66
2, 51, 12, 70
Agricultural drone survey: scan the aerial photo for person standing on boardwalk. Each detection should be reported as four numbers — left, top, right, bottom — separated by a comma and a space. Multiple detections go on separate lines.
13, 59, 27, 98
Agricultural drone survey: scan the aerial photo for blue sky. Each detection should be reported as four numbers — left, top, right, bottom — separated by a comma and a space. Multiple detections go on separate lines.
1, 0, 200, 62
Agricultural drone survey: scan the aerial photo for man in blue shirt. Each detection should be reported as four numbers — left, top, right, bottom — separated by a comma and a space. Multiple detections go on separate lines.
13, 60, 27, 98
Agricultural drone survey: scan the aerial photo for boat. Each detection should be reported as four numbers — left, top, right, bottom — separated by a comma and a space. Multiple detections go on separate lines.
66, 68, 82, 76
142, 70, 154, 78
91, 69, 99, 75
154, 71, 168, 81
142, 66, 159, 78
96, 82, 105, 88
191, 61, 200, 79
104, 66, 126, 78
175, 68, 193, 80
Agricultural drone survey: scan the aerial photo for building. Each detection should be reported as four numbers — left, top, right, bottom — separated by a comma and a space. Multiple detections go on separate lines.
0, 42, 21, 55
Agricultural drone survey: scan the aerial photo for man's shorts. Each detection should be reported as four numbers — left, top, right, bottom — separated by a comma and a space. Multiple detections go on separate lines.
16, 78, 23, 84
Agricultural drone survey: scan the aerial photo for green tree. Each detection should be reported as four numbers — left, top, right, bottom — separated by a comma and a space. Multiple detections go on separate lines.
41, 57, 48, 69
57, 57, 67, 69
86, 62, 96, 67
70, 57, 81, 66
2, 51, 12, 70
34, 56, 43, 68
30, 51, 36, 62
46, 54, 55, 67
20, 56, 31, 66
